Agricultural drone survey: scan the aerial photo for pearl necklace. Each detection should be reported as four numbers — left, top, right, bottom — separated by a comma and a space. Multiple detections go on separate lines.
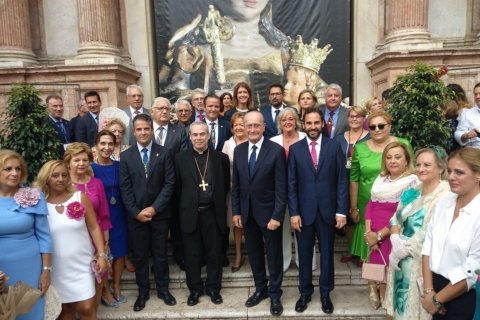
387, 172, 405, 182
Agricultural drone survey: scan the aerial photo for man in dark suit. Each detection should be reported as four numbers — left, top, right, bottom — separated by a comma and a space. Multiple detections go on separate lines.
288, 108, 348, 314
45, 94, 74, 157
174, 99, 193, 127
122, 85, 151, 145
232, 111, 287, 317
175, 121, 230, 306
75, 91, 101, 147
189, 88, 207, 123
119, 113, 176, 312
261, 83, 291, 139
319, 83, 349, 139
69, 98, 88, 139
151, 97, 188, 270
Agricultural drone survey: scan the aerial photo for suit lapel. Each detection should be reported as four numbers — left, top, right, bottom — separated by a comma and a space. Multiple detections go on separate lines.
131, 146, 147, 178
336, 107, 347, 136
317, 136, 329, 172
217, 123, 225, 150
147, 144, 161, 179
300, 139, 317, 174
251, 141, 269, 179
163, 124, 175, 148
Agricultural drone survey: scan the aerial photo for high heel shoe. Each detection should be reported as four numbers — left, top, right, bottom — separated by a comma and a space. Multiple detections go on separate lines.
231, 258, 243, 273
101, 296, 119, 308
340, 254, 354, 263
368, 284, 380, 310
109, 285, 127, 303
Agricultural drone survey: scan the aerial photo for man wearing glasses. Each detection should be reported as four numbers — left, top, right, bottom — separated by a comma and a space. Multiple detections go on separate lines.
319, 83, 349, 139
261, 83, 292, 139
174, 100, 193, 127
189, 88, 207, 123
122, 85, 151, 145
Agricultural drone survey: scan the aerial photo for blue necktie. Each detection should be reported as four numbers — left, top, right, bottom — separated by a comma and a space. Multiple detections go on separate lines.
142, 148, 148, 176
274, 109, 280, 125
56, 121, 67, 141
249, 145, 257, 176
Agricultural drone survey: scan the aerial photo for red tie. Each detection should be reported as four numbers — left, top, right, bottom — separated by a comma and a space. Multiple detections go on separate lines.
310, 141, 318, 171
327, 112, 333, 137
134, 110, 140, 115
198, 114, 205, 121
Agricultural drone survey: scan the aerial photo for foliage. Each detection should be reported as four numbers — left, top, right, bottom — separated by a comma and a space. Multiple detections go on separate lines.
0, 82, 61, 184
388, 62, 453, 152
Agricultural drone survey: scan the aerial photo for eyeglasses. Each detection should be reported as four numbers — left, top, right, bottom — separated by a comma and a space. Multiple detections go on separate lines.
110, 129, 124, 134
269, 93, 282, 97
348, 115, 364, 119
368, 123, 388, 131
128, 94, 143, 98
153, 107, 170, 112
193, 97, 204, 101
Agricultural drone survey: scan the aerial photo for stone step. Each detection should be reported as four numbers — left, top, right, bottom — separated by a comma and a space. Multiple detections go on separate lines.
116, 252, 366, 291
98, 285, 386, 319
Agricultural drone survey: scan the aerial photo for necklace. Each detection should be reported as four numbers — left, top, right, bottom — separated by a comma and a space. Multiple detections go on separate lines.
387, 172, 406, 182
72, 176, 89, 194
95, 162, 117, 205
347, 129, 364, 157
193, 148, 210, 191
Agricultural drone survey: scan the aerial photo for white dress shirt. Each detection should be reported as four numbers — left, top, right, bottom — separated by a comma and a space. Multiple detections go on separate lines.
454, 105, 480, 149
421, 193, 480, 290
271, 105, 285, 122
129, 106, 145, 118
137, 141, 153, 160
248, 136, 264, 162
153, 122, 168, 145
205, 118, 219, 149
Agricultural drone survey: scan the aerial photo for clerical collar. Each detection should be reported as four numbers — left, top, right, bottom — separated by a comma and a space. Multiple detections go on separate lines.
194, 147, 208, 154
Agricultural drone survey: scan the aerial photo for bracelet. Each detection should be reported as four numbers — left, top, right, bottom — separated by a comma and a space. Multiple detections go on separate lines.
424, 288, 434, 294
43, 266, 52, 271
98, 253, 108, 260
349, 208, 359, 213
104, 240, 110, 246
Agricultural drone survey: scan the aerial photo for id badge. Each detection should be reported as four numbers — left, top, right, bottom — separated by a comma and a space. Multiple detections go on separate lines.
346, 159, 352, 169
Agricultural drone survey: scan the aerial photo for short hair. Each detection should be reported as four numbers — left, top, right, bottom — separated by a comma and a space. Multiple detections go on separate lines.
380, 142, 415, 177
287, 66, 319, 91
368, 110, 392, 125
229, 112, 246, 134
297, 89, 318, 105
126, 85, 143, 96
302, 108, 324, 122
151, 97, 171, 109
189, 121, 209, 134
33, 160, 76, 200
192, 88, 206, 98
448, 147, 480, 175
204, 94, 220, 106
0, 150, 28, 184
276, 108, 301, 134
174, 99, 192, 111
94, 130, 116, 146
474, 82, 480, 91
415, 147, 448, 180
326, 83, 342, 96
365, 97, 380, 112
64, 142, 93, 166
382, 88, 392, 101
219, 92, 233, 112
133, 113, 153, 128
77, 99, 85, 108
269, 83, 284, 93
46, 94, 62, 105
348, 105, 368, 117
232, 82, 254, 110
84, 91, 101, 102
105, 118, 127, 133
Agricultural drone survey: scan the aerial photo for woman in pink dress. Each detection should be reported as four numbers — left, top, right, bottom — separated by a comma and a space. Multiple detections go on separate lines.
364, 142, 419, 309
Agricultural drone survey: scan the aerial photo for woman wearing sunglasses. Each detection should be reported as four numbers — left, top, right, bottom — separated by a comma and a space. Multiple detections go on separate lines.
349, 111, 414, 277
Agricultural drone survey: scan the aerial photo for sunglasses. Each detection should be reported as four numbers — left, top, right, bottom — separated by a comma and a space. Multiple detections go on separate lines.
368, 123, 388, 131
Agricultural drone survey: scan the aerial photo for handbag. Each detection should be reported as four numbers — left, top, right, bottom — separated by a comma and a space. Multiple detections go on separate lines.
362, 249, 388, 283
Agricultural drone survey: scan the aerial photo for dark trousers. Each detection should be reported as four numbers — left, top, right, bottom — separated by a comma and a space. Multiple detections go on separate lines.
432, 272, 476, 320
222, 227, 230, 259
182, 205, 223, 294
169, 206, 184, 262
243, 208, 283, 299
128, 218, 170, 295
296, 211, 335, 297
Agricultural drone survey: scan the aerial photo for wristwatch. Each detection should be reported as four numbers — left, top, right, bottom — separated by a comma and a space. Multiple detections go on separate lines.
376, 232, 383, 242
432, 295, 443, 308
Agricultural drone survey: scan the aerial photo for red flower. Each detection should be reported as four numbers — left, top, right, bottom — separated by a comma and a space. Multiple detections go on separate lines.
439, 66, 448, 77
66, 201, 86, 220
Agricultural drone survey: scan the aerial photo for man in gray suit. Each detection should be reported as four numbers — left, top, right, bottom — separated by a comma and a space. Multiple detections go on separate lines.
319, 83, 349, 139
122, 85, 151, 145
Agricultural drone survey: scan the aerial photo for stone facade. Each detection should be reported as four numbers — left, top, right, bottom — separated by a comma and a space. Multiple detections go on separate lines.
0, 0, 478, 115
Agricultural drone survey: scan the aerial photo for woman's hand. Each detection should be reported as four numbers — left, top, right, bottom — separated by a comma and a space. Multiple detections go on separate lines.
370, 244, 379, 251
364, 232, 378, 246
38, 270, 51, 296
421, 292, 446, 315
97, 256, 108, 275
350, 209, 360, 223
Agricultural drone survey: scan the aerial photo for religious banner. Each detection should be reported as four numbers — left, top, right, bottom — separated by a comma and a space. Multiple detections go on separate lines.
154, 0, 351, 110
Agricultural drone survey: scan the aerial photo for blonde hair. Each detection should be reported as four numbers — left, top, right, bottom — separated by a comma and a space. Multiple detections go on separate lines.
348, 105, 367, 117
380, 142, 415, 177
448, 147, 480, 174
229, 112, 245, 134
64, 142, 93, 165
368, 110, 392, 125
365, 97, 381, 112
0, 150, 28, 184
106, 118, 127, 133
276, 108, 301, 134
33, 160, 76, 200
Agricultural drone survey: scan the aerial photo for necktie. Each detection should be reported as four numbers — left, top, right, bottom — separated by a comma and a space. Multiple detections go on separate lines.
327, 112, 334, 137
249, 145, 257, 176
209, 122, 216, 146
56, 121, 67, 141
274, 109, 280, 125
198, 114, 205, 121
134, 110, 140, 115
310, 141, 318, 171
157, 127, 164, 145
141, 148, 148, 176
95, 116, 99, 131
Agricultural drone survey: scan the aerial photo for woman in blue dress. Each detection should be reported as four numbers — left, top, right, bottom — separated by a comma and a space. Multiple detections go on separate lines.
0, 149, 52, 320
91, 130, 128, 303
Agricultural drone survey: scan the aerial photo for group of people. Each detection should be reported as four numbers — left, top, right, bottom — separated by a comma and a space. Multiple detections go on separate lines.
2, 79, 480, 320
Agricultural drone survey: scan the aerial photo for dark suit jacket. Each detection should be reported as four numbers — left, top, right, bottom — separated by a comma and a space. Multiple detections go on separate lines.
119, 142, 175, 221
261, 104, 294, 139
231, 138, 287, 227
187, 119, 232, 151
319, 105, 350, 138
175, 148, 230, 233
287, 136, 348, 226
122, 107, 152, 146
75, 113, 98, 147
46, 116, 73, 157
69, 114, 81, 141
156, 123, 188, 156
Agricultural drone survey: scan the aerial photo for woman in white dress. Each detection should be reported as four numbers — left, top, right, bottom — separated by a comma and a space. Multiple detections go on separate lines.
270, 107, 316, 272
34, 160, 108, 320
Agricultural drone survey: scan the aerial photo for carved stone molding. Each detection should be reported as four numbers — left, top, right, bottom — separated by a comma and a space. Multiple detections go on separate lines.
384, 0, 431, 45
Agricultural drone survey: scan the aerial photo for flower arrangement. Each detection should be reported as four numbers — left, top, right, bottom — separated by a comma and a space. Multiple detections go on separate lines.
66, 201, 86, 220
100, 118, 110, 131
14, 188, 40, 208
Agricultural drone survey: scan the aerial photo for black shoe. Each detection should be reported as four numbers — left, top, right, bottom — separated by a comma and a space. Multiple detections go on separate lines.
157, 291, 176, 306
245, 290, 268, 307
321, 294, 334, 314
209, 292, 223, 304
176, 259, 185, 271
223, 256, 230, 267
133, 294, 150, 312
187, 292, 202, 306
336, 227, 346, 237
270, 298, 283, 316
295, 294, 311, 312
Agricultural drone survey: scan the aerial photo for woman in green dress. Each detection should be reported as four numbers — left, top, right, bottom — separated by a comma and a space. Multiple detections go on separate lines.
384, 147, 450, 319
349, 110, 414, 265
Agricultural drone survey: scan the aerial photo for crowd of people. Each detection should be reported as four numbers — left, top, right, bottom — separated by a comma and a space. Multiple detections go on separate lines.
1, 80, 480, 320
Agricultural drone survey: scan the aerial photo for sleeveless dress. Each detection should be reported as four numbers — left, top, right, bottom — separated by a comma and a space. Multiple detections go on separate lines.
0, 189, 51, 320
46, 191, 95, 303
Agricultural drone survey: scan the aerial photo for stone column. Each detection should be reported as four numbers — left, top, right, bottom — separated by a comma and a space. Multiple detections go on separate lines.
0, 0, 37, 66
384, 0, 431, 44
75, 0, 122, 59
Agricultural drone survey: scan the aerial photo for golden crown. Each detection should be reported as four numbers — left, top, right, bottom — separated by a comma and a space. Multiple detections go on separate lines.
287, 35, 332, 73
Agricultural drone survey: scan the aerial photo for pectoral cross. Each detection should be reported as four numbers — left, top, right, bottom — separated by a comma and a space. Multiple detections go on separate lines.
199, 179, 209, 191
